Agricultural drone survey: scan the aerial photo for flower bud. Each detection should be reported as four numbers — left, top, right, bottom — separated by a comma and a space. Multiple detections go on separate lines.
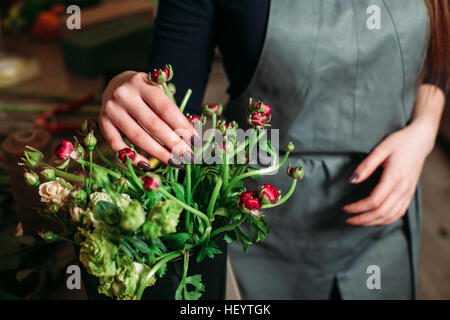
81, 119, 97, 135
249, 100, 272, 117
70, 189, 87, 204
148, 64, 173, 85
39, 231, 62, 242
285, 141, 295, 152
24, 171, 40, 186
20, 146, 44, 168
203, 104, 223, 116
84, 131, 97, 150
113, 177, 128, 193
41, 168, 56, 181
247, 111, 270, 129
92, 167, 110, 188
287, 163, 304, 179
55, 140, 74, 160
117, 148, 136, 163
142, 174, 161, 192
186, 114, 202, 126
258, 184, 280, 205
47, 202, 60, 214
237, 190, 262, 217
217, 120, 237, 136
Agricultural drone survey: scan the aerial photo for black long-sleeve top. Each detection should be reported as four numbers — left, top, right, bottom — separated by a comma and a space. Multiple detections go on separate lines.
148, 0, 446, 115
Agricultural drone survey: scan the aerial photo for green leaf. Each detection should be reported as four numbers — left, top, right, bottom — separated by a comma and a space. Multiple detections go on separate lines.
235, 227, 253, 253
151, 237, 168, 255
167, 182, 185, 202
184, 274, 205, 300
223, 230, 238, 244
204, 241, 222, 259
160, 233, 192, 250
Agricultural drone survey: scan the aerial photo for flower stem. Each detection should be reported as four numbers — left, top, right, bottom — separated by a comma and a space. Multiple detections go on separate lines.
196, 114, 217, 159
95, 145, 128, 175
162, 83, 177, 105
179, 89, 192, 113
126, 158, 143, 190
185, 163, 192, 232
158, 187, 211, 228
221, 154, 229, 193
136, 250, 183, 300
262, 178, 297, 209
211, 215, 248, 238
41, 163, 84, 183
207, 177, 222, 218
224, 151, 291, 195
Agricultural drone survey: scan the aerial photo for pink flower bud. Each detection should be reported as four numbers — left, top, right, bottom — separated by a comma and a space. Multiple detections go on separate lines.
148, 64, 173, 85
250, 100, 272, 117
247, 111, 270, 129
287, 163, 305, 179
142, 174, 161, 192
203, 104, 223, 116
118, 148, 136, 163
186, 114, 201, 125
55, 140, 74, 160
238, 190, 262, 217
258, 184, 280, 205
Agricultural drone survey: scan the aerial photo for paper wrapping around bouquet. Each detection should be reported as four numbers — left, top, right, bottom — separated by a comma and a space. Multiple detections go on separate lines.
1, 128, 60, 235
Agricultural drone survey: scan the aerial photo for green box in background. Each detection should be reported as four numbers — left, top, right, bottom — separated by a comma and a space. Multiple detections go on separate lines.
62, 16, 154, 78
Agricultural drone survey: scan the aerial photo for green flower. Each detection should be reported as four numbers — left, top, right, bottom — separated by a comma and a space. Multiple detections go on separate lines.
142, 200, 182, 238
79, 228, 119, 277
98, 257, 156, 300
120, 199, 146, 232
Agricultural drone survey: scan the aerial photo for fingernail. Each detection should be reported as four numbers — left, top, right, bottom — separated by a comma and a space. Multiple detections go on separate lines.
349, 172, 359, 184
182, 151, 194, 164
189, 134, 201, 146
168, 157, 183, 168
138, 161, 152, 171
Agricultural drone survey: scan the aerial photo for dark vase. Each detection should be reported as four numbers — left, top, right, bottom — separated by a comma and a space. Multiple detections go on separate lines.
77, 238, 228, 300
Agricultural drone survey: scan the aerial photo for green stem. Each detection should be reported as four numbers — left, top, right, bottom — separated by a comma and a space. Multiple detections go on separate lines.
262, 179, 297, 209
162, 83, 177, 105
185, 164, 192, 231
179, 89, 192, 113
41, 163, 84, 183
95, 145, 128, 175
136, 250, 182, 300
75, 158, 121, 180
87, 150, 93, 194
158, 188, 211, 228
51, 177, 73, 191
207, 177, 222, 218
221, 154, 229, 193
126, 158, 143, 189
211, 215, 248, 238
196, 114, 217, 159
224, 151, 291, 195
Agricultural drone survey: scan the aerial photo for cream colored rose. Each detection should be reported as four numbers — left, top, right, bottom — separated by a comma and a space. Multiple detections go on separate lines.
39, 178, 72, 206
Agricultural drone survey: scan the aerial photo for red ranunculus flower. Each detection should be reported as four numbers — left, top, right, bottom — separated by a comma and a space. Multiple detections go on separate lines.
248, 111, 270, 129
238, 190, 262, 217
55, 140, 74, 160
258, 184, 280, 205
142, 174, 161, 192
118, 148, 136, 163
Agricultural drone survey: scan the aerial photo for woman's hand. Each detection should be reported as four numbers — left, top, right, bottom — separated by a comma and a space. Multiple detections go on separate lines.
342, 120, 434, 226
342, 84, 445, 226
99, 71, 196, 169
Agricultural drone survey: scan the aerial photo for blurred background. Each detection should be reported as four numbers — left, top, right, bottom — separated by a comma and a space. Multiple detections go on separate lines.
0, 0, 448, 300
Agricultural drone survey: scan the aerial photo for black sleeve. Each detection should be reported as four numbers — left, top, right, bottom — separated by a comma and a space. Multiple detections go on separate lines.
148, 0, 217, 115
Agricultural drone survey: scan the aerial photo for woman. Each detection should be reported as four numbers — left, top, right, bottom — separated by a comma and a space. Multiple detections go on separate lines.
99, 0, 449, 299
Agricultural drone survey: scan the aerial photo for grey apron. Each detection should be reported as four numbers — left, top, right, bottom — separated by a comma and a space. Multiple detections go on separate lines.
225, 0, 428, 299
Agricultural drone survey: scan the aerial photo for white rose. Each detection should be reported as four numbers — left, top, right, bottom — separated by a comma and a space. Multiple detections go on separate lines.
38, 178, 72, 206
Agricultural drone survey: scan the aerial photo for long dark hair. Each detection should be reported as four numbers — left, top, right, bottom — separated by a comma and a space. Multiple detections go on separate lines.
423, 0, 450, 92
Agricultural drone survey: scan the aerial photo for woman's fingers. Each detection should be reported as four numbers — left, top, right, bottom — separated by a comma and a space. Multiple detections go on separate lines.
100, 103, 180, 167
117, 93, 193, 162
342, 168, 397, 214
346, 190, 402, 226
349, 144, 390, 184
99, 116, 152, 168
138, 74, 198, 142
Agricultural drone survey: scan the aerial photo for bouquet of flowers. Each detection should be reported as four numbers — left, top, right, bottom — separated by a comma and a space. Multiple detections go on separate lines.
18, 65, 304, 300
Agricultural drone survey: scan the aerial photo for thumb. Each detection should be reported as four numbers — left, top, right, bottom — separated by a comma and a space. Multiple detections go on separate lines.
349, 144, 391, 184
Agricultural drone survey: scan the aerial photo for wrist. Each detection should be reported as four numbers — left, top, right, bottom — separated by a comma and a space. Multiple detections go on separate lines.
408, 117, 439, 155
